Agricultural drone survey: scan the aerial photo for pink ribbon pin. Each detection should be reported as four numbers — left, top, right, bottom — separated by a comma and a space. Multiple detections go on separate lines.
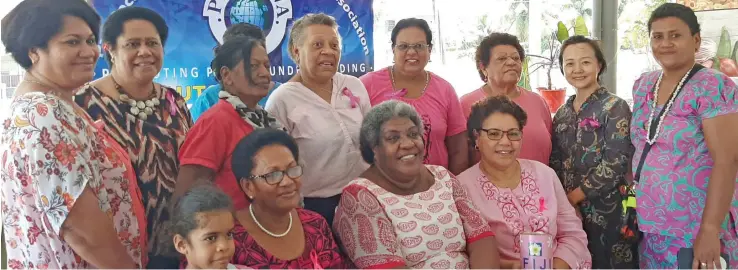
341, 87, 359, 108
539, 197, 547, 212
385, 88, 408, 100
166, 90, 177, 116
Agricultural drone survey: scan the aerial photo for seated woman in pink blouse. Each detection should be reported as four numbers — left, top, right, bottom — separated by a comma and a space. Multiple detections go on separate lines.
359, 18, 469, 175
457, 96, 591, 269
334, 100, 500, 269
460, 33, 552, 165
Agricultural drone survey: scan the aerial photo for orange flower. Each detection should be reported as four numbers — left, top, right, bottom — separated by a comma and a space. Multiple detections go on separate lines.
62, 192, 74, 207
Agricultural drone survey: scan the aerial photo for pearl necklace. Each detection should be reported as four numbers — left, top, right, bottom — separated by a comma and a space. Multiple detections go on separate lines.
112, 76, 160, 120
249, 204, 292, 238
390, 66, 429, 97
645, 66, 693, 145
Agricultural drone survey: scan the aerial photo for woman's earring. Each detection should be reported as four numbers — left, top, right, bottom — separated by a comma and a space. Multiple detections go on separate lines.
474, 145, 479, 150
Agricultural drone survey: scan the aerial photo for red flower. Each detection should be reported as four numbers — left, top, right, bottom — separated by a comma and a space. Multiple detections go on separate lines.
53, 141, 77, 167
8, 259, 23, 269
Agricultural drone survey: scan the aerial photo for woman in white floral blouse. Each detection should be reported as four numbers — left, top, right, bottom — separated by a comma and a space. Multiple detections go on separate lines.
0, 0, 146, 268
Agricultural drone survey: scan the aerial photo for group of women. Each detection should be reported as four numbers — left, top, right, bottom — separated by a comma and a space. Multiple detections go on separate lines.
2, 0, 738, 269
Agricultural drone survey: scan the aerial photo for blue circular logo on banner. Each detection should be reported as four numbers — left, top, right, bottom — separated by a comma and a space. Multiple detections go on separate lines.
204, 0, 292, 54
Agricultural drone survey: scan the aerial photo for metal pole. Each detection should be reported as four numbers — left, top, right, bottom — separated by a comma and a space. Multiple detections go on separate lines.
600, 0, 619, 94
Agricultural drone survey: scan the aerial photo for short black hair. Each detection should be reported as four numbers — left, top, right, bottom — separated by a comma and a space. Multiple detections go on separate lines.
101, 6, 169, 66
648, 3, 700, 35
391, 18, 433, 48
467, 96, 527, 149
558, 35, 607, 79
2, 0, 100, 69
223, 23, 265, 43
211, 36, 265, 86
232, 128, 300, 182
475, 32, 526, 82
171, 184, 233, 241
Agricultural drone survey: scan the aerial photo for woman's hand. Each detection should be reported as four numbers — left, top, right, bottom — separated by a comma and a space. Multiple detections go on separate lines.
500, 259, 521, 269
553, 257, 571, 269
692, 225, 722, 269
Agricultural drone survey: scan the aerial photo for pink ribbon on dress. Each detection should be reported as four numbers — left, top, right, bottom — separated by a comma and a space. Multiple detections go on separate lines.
539, 197, 547, 212
341, 87, 359, 108
166, 90, 177, 116
310, 250, 324, 270
385, 88, 408, 100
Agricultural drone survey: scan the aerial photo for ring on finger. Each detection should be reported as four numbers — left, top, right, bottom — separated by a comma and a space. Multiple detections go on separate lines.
701, 262, 708, 268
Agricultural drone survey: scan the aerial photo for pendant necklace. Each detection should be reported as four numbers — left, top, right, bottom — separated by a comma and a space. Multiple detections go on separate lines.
390, 66, 429, 97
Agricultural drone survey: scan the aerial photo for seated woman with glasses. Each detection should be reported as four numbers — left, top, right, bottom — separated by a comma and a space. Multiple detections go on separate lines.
227, 128, 353, 268
457, 96, 591, 269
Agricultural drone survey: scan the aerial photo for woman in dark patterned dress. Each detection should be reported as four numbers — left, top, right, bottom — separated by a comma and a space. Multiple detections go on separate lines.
550, 36, 638, 268
74, 7, 191, 268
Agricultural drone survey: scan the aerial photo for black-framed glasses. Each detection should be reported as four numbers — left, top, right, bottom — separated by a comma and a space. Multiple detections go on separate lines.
479, 128, 523, 141
395, 43, 430, 52
249, 165, 303, 185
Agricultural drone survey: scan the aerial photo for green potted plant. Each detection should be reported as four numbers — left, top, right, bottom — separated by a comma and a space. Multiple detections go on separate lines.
527, 16, 589, 112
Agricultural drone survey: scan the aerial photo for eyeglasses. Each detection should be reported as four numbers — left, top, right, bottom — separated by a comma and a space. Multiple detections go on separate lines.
249, 165, 303, 185
479, 128, 523, 141
395, 43, 430, 52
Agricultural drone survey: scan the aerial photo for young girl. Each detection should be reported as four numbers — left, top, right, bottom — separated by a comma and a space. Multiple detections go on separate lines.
171, 185, 247, 269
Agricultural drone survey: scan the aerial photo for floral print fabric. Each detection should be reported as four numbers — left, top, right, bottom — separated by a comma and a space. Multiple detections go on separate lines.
1, 93, 145, 269
333, 165, 494, 269
550, 87, 637, 268
230, 209, 353, 269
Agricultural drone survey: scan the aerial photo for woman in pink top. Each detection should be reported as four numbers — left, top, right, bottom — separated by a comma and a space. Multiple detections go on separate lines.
459, 33, 552, 165
458, 97, 591, 269
360, 18, 469, 175
266, 14, 370, 226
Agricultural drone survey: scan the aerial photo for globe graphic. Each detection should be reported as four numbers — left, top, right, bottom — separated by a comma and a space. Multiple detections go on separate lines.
228, 0, 270, 29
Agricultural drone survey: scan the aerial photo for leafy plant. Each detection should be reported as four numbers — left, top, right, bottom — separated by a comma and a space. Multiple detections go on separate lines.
526, 16, 589, 90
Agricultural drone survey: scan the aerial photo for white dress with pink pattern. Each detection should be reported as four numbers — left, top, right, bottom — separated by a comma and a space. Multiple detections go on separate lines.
333, 165, 495, 269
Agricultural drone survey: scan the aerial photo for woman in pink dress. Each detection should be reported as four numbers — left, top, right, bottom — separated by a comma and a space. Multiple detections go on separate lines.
460, 33, 552, 165
1, 0, 146, 268
359, 18, 469, 175
334, 100, 500, 269
457, 96, 590, 269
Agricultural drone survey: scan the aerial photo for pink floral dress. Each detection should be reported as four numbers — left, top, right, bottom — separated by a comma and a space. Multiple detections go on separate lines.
333, 165, 494, 269
1, 93, 147, 269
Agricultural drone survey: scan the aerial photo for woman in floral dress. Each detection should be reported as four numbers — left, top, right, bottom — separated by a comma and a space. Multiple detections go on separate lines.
1, 0, 146, 268
550, 36, 637, 268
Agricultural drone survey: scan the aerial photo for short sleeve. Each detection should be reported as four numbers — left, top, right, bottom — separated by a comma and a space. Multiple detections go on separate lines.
333, 184, 405, 269
18, 97, 96, 235
449, 174, 495, 243
178, 116, 228, 170
445, 83, 467, 137
696, 72, 738, 120
265, 86, 292, 132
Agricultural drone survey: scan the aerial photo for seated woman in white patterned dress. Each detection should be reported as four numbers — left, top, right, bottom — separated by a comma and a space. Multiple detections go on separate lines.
333, 100, 501, 269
